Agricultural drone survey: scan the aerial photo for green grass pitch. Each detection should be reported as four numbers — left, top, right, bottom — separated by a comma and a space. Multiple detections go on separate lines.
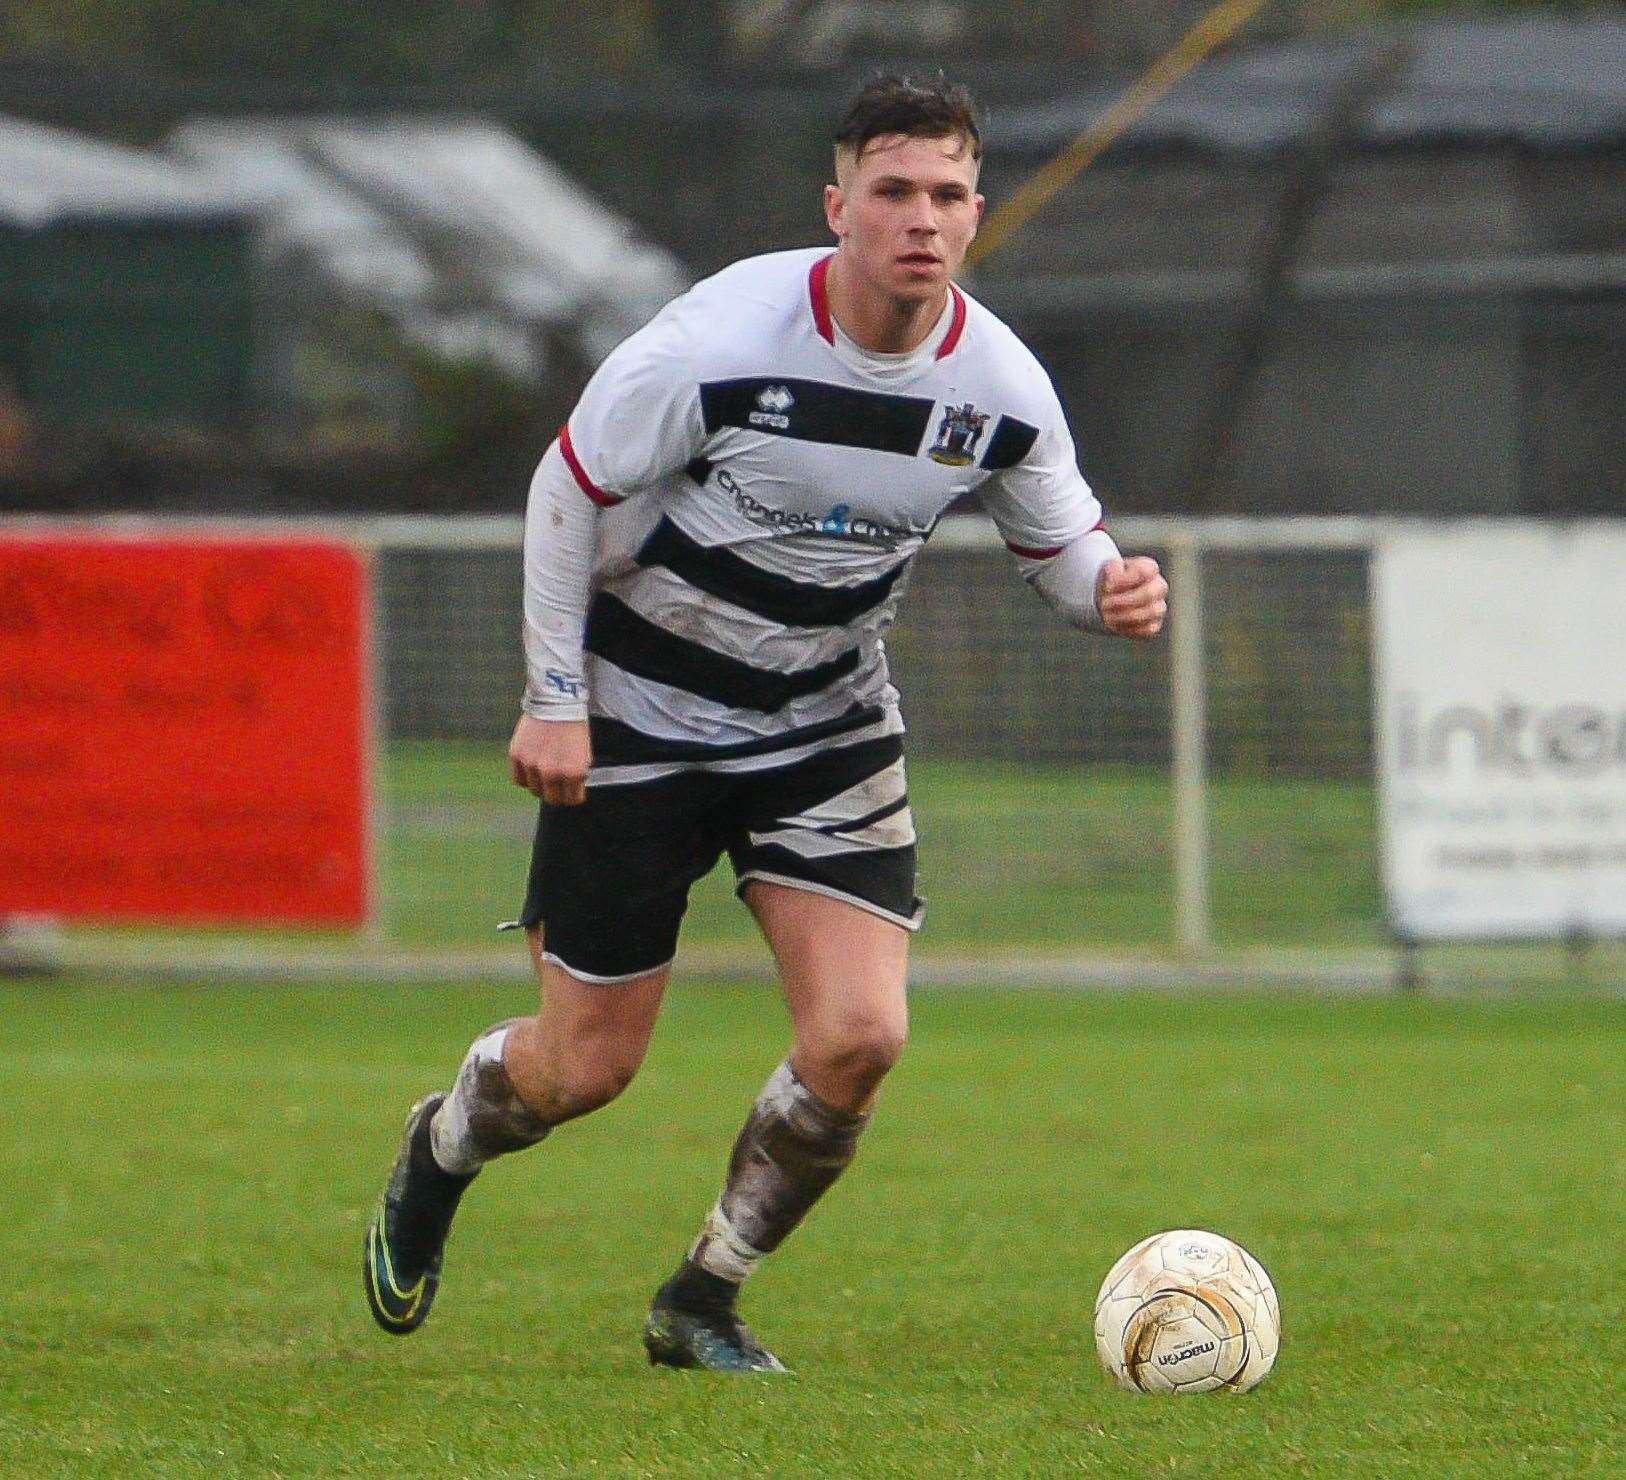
74, 744, 1624, 988
2, 978, 1621, 1477
382, 742, 1386, 952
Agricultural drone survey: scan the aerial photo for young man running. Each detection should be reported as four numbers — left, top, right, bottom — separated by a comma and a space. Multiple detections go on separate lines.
365, 75, 1168, 1372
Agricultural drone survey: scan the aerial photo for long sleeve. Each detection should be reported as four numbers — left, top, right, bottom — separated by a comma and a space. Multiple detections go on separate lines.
976, 365, 1117, 633
520, 441, 597, 721
517, 291, 707, 721
1010, 525, 1122, 633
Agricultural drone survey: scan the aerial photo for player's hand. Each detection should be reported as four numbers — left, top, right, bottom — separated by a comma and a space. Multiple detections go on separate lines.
509, 715, 592, 805
1096, 556, 1168, 639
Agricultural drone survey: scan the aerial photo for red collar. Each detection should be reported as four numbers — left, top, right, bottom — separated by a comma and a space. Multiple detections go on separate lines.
809, 253, 966, 360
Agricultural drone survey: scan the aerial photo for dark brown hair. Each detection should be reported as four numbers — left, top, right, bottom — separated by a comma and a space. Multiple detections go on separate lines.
833, 74, 981, 163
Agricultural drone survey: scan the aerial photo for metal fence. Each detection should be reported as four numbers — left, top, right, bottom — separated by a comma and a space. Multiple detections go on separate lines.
14, 510, 1626, 973
374, 512, 1375, 773
368, 511, 1381, 955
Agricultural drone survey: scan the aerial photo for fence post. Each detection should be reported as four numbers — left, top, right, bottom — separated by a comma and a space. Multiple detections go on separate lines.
1169, 530, 1212, 956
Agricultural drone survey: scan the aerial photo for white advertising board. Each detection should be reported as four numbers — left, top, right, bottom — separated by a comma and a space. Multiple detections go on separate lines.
1372, 523, 1626, 940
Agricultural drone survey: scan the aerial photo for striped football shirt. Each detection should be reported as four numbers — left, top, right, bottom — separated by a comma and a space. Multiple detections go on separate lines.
552, 246, 1106, 782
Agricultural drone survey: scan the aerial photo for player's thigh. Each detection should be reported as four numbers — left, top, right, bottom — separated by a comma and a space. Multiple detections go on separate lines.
727, 734, 924, 944
512, 929, 670, 1098
744, 880, 910, 1064
727, 735, 919, 1056
523, 928, 669, 1050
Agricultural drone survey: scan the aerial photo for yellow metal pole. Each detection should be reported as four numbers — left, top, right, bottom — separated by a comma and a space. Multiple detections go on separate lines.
966, 0, 1270, 267
962, 3, 1270, 956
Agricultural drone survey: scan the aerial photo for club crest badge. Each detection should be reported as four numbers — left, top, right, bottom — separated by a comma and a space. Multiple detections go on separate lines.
928, 402, 989, 466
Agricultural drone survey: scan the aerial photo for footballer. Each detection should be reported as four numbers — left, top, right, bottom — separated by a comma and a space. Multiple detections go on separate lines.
365, 74, 1167, 1371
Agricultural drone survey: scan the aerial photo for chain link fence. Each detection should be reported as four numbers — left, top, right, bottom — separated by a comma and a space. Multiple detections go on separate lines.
13, 510, 1623, 977
361, 513, 1388, 957
377, 514, 1374, 778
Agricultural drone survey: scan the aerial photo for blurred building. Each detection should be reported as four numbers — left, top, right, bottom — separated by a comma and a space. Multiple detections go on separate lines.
0, 114, 253, 439
970, 13, 1625, 517
514, 13, 1622, 517
0, 111, 686, 511
0, 10, 1619, 519
171, 116, 688, 439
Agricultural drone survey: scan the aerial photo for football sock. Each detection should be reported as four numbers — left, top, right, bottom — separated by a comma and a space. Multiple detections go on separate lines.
686, 1058, 870, 1287
657, 1261, 740, 1316
429, 1020, 552, 1176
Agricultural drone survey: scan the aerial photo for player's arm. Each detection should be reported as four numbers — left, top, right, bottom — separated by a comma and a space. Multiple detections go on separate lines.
510, 441, 597, 806
1018, 529, 1162, 638
1002, 515, 1166, 641
508, 299, 706, 803
979, 378, 1166, 640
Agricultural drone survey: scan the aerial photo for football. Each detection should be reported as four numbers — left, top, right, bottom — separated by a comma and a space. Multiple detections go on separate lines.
1093, 1229, 1279, 1394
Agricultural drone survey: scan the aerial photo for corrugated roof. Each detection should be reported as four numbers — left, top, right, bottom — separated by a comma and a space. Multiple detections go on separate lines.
302, 118, 687, 359
0, 113, 248, 228
992, 15, 1626, 157
169, 115, 689, 374
170, 119, 436, 303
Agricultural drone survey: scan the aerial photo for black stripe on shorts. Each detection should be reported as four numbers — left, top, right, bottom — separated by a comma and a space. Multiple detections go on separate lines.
636, 517, 904, 628
585, 593, 861, 713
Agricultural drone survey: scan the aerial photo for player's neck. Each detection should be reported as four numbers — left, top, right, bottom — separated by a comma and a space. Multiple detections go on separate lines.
825, 252, 949, 356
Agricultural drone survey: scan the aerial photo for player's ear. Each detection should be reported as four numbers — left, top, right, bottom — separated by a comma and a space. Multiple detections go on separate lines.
973, 192, 986, 225
824, 182, 847, 239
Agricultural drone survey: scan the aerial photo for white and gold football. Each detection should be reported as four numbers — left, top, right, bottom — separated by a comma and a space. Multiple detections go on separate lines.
1093, 1229, 1279, 1394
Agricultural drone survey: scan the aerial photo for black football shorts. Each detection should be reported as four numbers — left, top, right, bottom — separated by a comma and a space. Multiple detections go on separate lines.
509, 733, 922, 982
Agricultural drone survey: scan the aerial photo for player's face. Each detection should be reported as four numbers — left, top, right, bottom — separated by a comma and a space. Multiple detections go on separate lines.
826, 133, 984, 303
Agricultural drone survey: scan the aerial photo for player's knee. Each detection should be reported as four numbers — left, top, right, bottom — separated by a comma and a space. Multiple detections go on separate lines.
810, 1017, 908, 1093
510, 1039, 643, 1122
548, 1053, 641, 1118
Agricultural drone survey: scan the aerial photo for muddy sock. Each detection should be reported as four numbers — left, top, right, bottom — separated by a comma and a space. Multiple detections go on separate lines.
429, 1019, 551, 1175
657, 1261, 741, 1316
685, 1058, 870, 1287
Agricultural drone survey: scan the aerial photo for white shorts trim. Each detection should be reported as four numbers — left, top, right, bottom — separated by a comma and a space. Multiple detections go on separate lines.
736, 870, 924, 932
539, 950, 676, 986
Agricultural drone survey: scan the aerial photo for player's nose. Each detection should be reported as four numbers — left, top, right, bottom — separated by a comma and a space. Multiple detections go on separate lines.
903, 194, 938, 232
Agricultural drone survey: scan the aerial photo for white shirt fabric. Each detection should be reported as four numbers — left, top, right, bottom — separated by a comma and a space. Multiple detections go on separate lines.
523, 246, 1118, 783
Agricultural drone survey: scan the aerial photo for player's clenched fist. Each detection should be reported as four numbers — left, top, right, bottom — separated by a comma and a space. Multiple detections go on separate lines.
509, 714, 592, 805
1096, 556, 1168, 639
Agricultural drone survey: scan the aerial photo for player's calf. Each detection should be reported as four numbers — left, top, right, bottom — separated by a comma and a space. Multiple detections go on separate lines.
688, 1057, 872, 1286
646, 1058, 872, 1372
364, 1019, 551, 1336
430, 1018, 554, 1174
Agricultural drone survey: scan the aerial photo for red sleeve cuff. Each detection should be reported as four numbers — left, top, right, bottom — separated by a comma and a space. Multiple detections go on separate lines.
559, 424, 623, 507
1005, 520, 1106, 561
1005, 541, 1063, 560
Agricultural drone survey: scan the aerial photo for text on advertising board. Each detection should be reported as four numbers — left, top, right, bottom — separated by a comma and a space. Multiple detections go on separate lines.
0, 536, 371, 926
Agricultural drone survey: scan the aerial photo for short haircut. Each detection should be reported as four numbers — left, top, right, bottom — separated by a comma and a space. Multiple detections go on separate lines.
833, 74, 982, 167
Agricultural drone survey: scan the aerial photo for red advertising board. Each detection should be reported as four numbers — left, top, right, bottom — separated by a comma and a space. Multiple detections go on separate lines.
0, 534, 372, 926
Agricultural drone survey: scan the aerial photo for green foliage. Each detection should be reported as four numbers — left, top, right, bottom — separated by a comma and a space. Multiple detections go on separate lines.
401, 345, 544, 475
